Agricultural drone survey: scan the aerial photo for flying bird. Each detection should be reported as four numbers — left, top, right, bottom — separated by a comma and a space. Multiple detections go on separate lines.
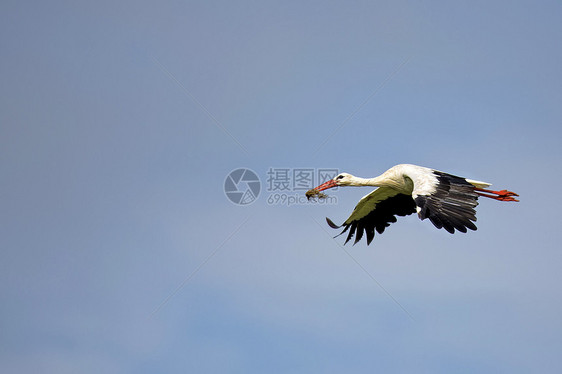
308, 164, 518, 245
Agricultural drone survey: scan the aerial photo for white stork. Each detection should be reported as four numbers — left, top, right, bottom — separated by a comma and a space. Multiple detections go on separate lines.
309, 164, 518, 245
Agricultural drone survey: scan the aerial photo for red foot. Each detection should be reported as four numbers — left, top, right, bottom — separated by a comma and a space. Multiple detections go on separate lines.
493, 195, 519, 202
475, 188, 519, 202
496, 189, 519, 197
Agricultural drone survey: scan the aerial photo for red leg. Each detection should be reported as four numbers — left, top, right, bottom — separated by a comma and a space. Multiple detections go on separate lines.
475, 188, 519, 202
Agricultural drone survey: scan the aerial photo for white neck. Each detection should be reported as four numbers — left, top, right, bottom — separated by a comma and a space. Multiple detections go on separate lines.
349, 175, 387, 187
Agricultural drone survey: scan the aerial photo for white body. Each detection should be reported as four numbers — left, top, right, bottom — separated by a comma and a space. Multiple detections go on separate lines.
346, 164, 491, 194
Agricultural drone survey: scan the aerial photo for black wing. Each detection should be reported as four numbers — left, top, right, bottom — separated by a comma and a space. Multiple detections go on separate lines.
327, 187, 417, 245
414, 171, 479, 234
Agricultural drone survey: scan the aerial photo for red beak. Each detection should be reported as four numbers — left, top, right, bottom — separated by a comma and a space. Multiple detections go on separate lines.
313, 179, 338, 191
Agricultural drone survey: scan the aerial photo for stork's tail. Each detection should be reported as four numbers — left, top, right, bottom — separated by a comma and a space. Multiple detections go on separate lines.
466, 179, 491, 188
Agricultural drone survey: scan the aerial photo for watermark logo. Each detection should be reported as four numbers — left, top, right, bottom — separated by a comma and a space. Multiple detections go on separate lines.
224, 167, 339, 206
224, 168, 261, 205
265, 167, 339, 206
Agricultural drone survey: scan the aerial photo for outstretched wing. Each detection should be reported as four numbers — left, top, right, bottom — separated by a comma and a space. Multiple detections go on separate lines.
413, 170, 479, 234
327, 187, 417, 245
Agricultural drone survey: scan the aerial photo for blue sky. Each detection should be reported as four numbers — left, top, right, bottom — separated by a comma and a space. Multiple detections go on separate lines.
2, 1, 562, 372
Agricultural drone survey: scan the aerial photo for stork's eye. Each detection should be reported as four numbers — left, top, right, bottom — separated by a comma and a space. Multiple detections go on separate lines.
336, 175, 344, 180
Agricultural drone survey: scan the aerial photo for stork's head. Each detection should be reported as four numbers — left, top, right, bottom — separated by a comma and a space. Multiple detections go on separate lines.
314, 172, 354, 191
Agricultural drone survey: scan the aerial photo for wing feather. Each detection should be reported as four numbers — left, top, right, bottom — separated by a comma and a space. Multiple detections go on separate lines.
414, 171, 479, 233
327, 187, 417, 245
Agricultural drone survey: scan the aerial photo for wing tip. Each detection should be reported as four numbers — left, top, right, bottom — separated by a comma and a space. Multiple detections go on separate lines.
326, 217, 341, 229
